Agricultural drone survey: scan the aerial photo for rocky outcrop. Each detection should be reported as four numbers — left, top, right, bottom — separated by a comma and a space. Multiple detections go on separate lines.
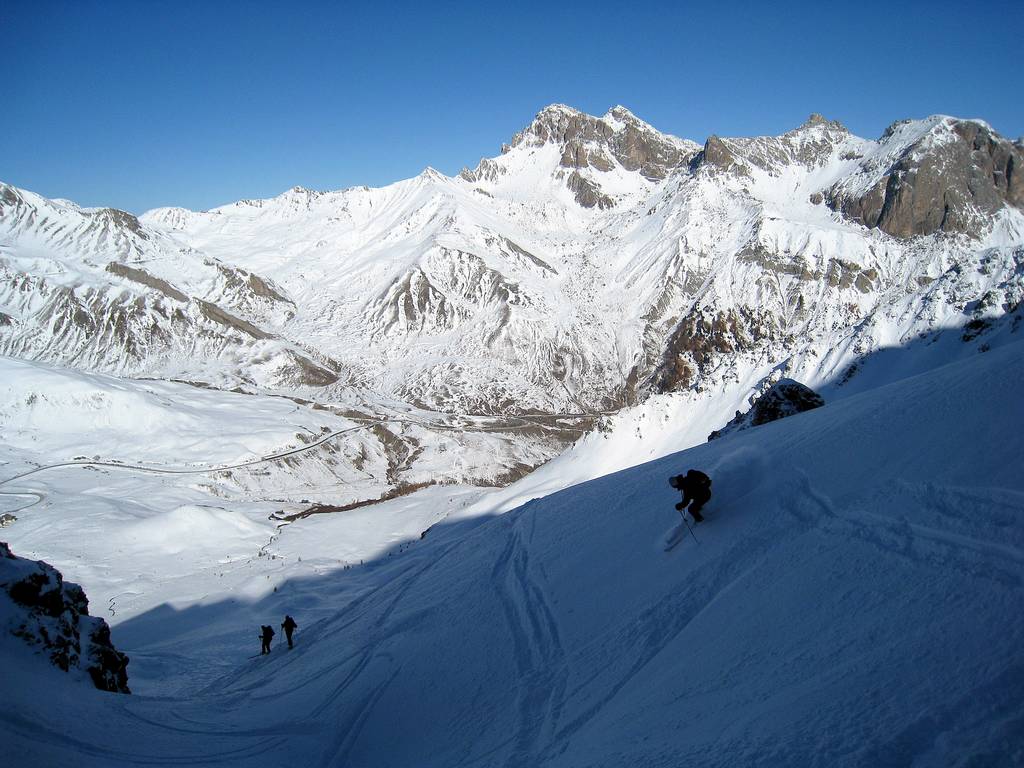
513, 104, 614, 149
652, 308, 781, 392
214, 263, 291, 305
826, 119, 1024, 238
278, 349, 340, 387
0, 542, 130, 693
106, 262, 189, 303
691, 135, 747, 175
93, 208, 149, 240
566, 171, 615, 209
503, 104, 698, 202
708, 378, 824, 441
692, 115, 852, 177
459, 158, 507, 184
195, 299, 273, 339
605, 106, 695, 180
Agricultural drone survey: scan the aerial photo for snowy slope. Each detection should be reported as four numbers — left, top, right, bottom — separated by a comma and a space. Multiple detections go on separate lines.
4, 334, 1022, 767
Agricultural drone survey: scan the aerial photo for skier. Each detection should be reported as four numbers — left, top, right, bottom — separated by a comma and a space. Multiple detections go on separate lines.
260, 624, 275, 655
281, 615, 297, 649
670, 469, 712, 522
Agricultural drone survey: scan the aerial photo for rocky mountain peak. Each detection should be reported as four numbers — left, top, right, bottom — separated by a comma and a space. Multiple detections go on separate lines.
827, 115, 1024, 238
795, 112, 848, 135
512, 104, 612, 149
606, 104, 639, 121
691, 114, 852, 178
508, 104, 698, 183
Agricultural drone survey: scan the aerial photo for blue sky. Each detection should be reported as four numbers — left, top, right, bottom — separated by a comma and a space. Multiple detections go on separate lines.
4, 0, 1022, 213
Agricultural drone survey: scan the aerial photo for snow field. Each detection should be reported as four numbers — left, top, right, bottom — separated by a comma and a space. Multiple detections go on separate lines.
3, 336, 1022, 766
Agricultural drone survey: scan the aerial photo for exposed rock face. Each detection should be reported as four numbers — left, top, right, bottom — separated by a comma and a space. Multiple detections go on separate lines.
196, 299, 273, 340
517, 104, 695, 179
0, 542, 130, 693
652, 308, 781, 392
459, 157, 506, 184
605, 106, 694, 180
708, 378, 825, 441
692, 135, 746, 175
692, 115, 852, 176
94, 208, 148, 240
826, 118, 1024, 238
494, 104, 699, 204
566, 171, 615, 209
106, 262, 189, 303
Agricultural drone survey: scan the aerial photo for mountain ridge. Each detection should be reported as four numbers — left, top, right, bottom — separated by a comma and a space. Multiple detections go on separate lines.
2, 105, 1022, 423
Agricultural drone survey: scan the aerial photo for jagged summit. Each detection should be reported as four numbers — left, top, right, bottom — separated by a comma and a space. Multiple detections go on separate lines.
796, 112, 848, 133
509, 102, 693, 155
605, 104, 638, 119
462, 103, 702, 203
689, 113, 856, 178
536, 102, 583, 117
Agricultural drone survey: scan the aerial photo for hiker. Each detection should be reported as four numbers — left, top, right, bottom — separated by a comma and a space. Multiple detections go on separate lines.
260, 624, 275, 655
281, 615, 297, 649
670, 469, 712, 522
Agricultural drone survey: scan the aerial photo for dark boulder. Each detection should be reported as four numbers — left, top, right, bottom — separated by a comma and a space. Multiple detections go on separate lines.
708, 378, 824, 441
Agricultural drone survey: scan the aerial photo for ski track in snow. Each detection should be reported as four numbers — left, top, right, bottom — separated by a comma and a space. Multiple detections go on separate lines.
4, 709, 288, 765
792, 470, 1024, 585
490, 514, 568, 767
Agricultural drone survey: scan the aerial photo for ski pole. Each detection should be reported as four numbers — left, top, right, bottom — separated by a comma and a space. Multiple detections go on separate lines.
679, 510, 699, 545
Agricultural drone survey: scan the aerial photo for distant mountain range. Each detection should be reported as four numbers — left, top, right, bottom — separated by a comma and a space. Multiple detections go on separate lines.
2, 104, 1021, 457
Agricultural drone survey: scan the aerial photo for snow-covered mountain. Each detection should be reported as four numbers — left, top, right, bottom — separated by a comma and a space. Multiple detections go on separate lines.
4, 105, 1021, 419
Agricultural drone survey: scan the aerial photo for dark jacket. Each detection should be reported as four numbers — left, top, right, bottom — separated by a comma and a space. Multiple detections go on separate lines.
672, 470, 712, 502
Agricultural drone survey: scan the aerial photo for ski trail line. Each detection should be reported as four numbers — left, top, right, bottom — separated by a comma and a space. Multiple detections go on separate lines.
491, 520, 568, 767
795, 469, 1024, 584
